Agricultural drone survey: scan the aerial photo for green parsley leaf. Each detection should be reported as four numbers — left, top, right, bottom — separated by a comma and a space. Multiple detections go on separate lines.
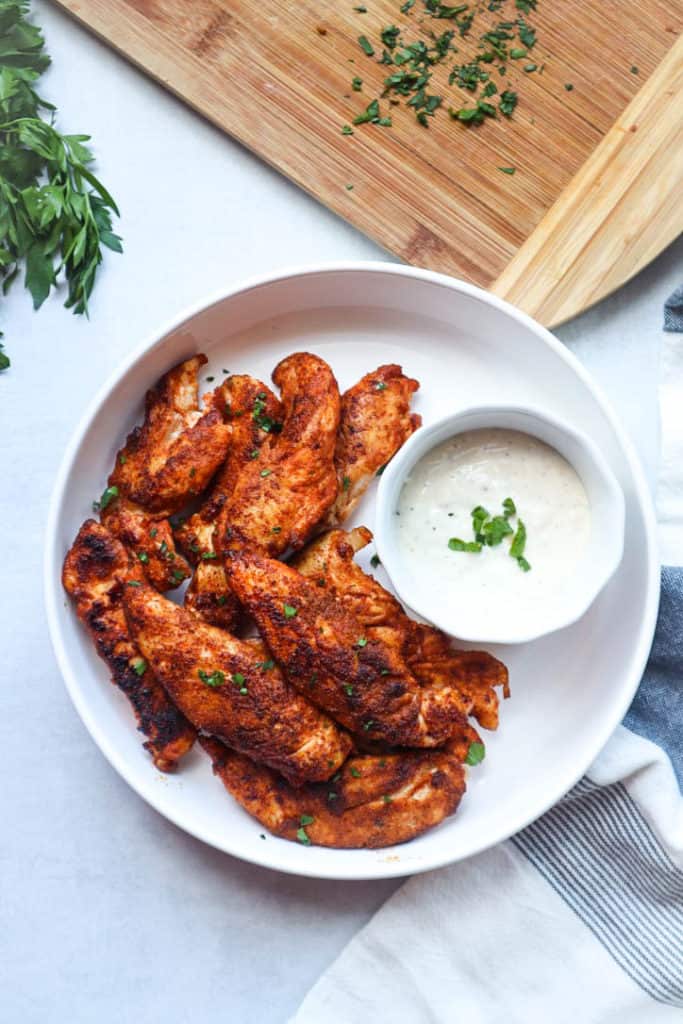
448, 537, 483, 553
300, 814, 314, 826
350, 766, 361, 777
137, 551, 149, 564
296, 826, 311, 845
201, 551, 218, 560
564, 82, 574, 91
503, 497, 516, 517
126, 580, 141, 588
465, 741, 486, 765
345, 684, 354, 695
499, 89, 518, 116
342, 475, 351, 490
132, 658, 147, 676
509, 518, 527, 559
341, 124, 354, 135
517, 555, 532, 572
499, 166, 516, 174
283, 603, 298, 619
98, 485, 119, 511
370, 553, 381, 568
358, 35, 375, 56
355, 637, 368, 648
352, 76, 363, 91
198, 669, 225, 688
260, 468, 272, 477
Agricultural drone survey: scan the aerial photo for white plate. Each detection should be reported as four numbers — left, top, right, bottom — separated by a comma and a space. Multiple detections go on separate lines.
44, 264, 659, 881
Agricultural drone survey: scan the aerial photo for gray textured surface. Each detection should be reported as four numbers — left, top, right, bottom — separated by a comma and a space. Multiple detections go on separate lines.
1, 3, 682, 1021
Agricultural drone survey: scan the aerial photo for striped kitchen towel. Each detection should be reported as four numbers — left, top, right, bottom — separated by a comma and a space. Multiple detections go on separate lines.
291, 291, 683, 1024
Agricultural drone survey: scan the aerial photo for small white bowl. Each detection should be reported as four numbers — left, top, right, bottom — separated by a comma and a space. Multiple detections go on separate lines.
375, 405, 626, 645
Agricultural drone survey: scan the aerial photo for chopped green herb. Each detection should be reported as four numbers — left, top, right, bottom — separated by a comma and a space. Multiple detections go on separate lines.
127, 580, 141, 588
465, 741, 486, 765
380, 669, 390, 675
376, 464, 387, 477
189, 467, 196, 478
283, 604, 298, 619
132, 658, 147, 677
362, 720, 374, 731
509, 518, 527, 559
381, 25, 401, 49
341, 124, 354, 135
503, 497, 516, 517
358, 35, 375, 56
296, 826, 312, 845
499, 89, 518, 116
350, 766, 361, 777
345, 684, 354, 695
342, 475, 351, 490
271, 526, 282, 534
150, 527, 158, 538
260, 468, 272, 478
202, 551, 218, 560
327, 791, 338, 801
517, 555, 532, 572
374, 380, 388, 390
172, 569, 185, 581
217, 595, 227, 606
378, 759, 387, 767
352, 76, 363, 91
250, 449, 259, 459
356, 637, 368, 648
401, 0, 415, 10
370, 553, 381, 568
510, 47, 527, 59
515, 0, 537, 11
499, 166, 516, 174
232, 672, 245, 686
354, 4, 367, 10
383, 794, 393, 803
630, 65, 639, 75
98, 485, 119, 511
137, 551, 149, 564
564, 82, 574, 91
523, 63, 537, 72
206, 375, 215, 382
300, 814, 314, 827
449, 538, 483, 553
198, 669, 225, 688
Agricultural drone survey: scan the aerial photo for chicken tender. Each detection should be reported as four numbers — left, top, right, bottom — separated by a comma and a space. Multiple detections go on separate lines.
225, 547, 463, 747
175, 375, 283, 628
293, 527, 509, 730
101, 496, 191, 592
325, 364, 421, 527
109, 354, 231, 515
200, 737, 466, 849
62, 520, 196, 771
123, 584, 352, 786
216, 352, 340, 556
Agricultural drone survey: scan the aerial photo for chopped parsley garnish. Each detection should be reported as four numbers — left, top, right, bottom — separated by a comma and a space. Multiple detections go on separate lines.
137, 551, 149, 564
499, 166, 516, 174
132, 659, 147, 676
499, 89, 518, 116
342, 475, 351, 491
345, 684, 354, 695
465, 741, 486, 766
260, 468, 272, 478
352, 76, 363, 90
630, 65, 639, 74
564, 82, 574, 91
449, 497, 531, 571
283, 603, 298, 619
383, 794, 393, 803
376, 464, 387, 477
341, 125, 354, 135
201, 551, 218, 560
252, 394, 282, 434
150, 527, 158, 538
198, 669, 225, 688
374, 380, 388, 390
370, 553, 381, 568
350, 766, 361, 777
97, 485, 119, 511
250, 449, 259, 459
356, 637, 368, 648
296, 826, 312, 845
362, 720, 374, 731
358, 34, 375, 56
258, 659, 275, 671
271, 526, 282, 533
172, 569, 186, 581
126, 580, 141, 588
300, 814, 314, 826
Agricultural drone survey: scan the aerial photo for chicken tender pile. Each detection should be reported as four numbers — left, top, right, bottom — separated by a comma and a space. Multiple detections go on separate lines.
63, 351, 509, 849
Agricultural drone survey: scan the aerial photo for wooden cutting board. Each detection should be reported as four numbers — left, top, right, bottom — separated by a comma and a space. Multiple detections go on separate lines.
53, 0, 683, 326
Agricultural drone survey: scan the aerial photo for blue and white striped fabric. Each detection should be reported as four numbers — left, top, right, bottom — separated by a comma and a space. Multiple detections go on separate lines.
292, 291, 683, 1024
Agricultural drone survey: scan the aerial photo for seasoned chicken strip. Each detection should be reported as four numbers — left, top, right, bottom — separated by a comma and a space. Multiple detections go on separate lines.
62, 520, 196, 771
200, 737, 466, 849
122, 584, 352, 786
109, 354, 231, 515
325, 364, 421, 527
175, 376, 283, 628
101, 496, 191, 592
225, 548, 463, 747
216, 352, 340, 556
293, 527, 509, 730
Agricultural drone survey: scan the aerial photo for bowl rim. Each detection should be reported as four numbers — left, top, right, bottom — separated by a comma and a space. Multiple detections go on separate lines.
43, 260, 660, 880
375, 402, 627, 645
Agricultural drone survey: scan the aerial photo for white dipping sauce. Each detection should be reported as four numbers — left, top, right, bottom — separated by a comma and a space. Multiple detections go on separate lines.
396, 428, 591, 634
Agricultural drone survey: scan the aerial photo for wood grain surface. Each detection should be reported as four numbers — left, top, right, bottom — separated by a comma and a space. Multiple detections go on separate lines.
52, 0, 683, 325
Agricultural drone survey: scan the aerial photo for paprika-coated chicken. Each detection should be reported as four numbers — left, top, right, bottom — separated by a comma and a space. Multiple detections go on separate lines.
325, 364, 421, 527
215, 353, 340, 557
102, 355, 231, 591
174, 375, 283, 628
109, 354, 231, 515
122, 584, 352, 786
200, 736, 466, 849
62, 520, 196, 771
293, 527, 509, 730
225, 547, 464, 747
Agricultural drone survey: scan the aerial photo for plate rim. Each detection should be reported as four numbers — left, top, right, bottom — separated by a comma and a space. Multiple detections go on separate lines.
44, 260, 660, 880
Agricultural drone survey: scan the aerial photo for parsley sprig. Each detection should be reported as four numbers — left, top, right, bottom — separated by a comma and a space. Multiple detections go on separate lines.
0, 0, 121, 370
448, 496, 531, 571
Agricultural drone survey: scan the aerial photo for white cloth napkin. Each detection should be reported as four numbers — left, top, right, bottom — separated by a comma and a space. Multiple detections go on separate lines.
291, 325, 683, 1023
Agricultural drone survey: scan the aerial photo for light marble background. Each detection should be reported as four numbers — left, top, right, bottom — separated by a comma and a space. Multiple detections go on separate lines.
2, 3, 682, 1021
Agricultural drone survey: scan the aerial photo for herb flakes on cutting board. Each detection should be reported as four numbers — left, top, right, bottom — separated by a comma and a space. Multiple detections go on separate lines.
338, 0, 550, 136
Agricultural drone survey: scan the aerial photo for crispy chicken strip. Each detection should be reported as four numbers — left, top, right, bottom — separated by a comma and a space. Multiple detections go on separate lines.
62, 520, 196, 772
101, 497, 191, 592
225, 548, 463, 747
122, 584, 352, 786
200, 737, 466, 849
109, 355, 231, 515
175, 376, 283, 628
325, 364, 421, 527
216, 352, 340, 556
293, 528, 509, 730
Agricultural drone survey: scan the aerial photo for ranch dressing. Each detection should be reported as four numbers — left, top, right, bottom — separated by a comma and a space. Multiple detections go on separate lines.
396, 428, 591, 634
